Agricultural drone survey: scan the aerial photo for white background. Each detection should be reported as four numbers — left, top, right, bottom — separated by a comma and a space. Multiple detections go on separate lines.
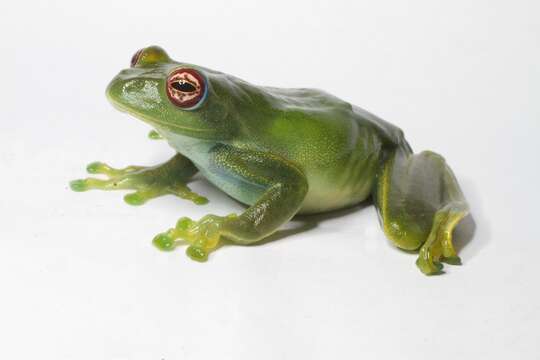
1, 1, 539, 359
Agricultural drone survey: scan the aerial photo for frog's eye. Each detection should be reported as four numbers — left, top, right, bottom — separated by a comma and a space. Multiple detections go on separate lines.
130, 49, 143, 67
166, 68, 208, 109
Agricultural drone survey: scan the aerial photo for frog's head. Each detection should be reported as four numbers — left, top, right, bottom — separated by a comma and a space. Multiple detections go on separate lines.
106, 46, 234, 140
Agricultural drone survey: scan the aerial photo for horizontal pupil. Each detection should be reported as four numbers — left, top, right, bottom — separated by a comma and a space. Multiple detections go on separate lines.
171, 80, 197, 93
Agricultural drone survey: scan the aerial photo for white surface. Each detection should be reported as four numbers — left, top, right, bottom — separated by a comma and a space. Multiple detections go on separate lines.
1, 1, 539, 359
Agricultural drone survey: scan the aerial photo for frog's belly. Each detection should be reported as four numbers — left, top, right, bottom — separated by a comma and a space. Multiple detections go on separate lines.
196, 156, 376, 215
298, 158, 378, 214
163, 127, 381, 215
196, 165, 266, 207
299, 175, 372, 214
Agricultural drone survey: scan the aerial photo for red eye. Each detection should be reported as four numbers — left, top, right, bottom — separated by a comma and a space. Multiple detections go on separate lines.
130, 49, 143, 67
166, 68, 207, 109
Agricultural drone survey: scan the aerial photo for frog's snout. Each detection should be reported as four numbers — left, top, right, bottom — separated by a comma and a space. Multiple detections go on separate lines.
106, 74, 137, 114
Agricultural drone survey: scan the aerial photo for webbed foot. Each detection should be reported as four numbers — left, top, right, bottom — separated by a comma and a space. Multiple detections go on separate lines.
70, 155, 208, 206
152, 214, 238, 261
374, 149, 470, 276
416, 205, 468, 275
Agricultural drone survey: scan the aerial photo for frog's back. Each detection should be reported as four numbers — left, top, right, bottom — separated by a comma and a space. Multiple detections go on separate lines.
237, 85, 406, 214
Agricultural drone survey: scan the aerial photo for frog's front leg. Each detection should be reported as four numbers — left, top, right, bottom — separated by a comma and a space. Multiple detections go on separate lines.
70, 153, 208, 206
374, 147, 469, 275
152, 145, 308, 261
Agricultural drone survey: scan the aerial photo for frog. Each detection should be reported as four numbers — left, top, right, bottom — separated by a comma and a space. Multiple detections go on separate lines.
70, 46, 469, 275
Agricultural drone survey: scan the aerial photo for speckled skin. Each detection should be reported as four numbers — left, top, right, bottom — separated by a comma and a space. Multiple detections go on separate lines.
71, 46, 469, 275
159, 85, 405, 215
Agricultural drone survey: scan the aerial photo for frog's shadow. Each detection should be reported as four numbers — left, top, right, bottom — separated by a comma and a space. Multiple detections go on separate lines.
192, 175, 478, 257
254, 202, 372, 246
219, 198, 477, 258
217, 201, 371, 249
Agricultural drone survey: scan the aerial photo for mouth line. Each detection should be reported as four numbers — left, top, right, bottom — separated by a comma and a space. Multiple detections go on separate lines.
107, 96, 217, 135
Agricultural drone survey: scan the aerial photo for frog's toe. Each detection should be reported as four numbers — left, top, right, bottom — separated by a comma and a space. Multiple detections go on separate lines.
186, 245, 208, 262
168, 184, 209, 205
152, 232, 177, 252
124, 191, 147, 206
175, 217, 194, 231
86, 161, 108, 174
442, 255, 462, 265
123, 189, 164, 206
415, 206, 468, 275
69, 179, 88, 192
416, 252, 445, 276
192, 195, 209, 205
86, 161, 143, 177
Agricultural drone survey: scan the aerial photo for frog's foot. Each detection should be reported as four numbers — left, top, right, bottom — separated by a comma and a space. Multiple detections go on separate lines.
70, 159, 208, 206
415, 204, 469, 275
374, 149, 470, 276
152, 214, 238, 261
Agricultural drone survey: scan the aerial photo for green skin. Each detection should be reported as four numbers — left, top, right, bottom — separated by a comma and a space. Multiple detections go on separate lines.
70, 46, 469, 275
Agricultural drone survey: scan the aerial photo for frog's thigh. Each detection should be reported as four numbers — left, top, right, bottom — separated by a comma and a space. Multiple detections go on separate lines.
209, 145, 308, 245
374, 149, 469, 274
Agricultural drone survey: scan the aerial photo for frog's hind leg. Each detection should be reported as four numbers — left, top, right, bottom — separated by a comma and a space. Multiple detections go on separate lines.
70, 153, 208, 206
373, 148, 469, 275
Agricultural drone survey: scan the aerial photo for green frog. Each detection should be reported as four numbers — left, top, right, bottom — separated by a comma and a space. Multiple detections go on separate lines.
70, 46, 469, 275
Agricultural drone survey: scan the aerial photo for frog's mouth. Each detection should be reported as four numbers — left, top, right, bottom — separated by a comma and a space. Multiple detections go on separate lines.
107, 93, 219, 140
